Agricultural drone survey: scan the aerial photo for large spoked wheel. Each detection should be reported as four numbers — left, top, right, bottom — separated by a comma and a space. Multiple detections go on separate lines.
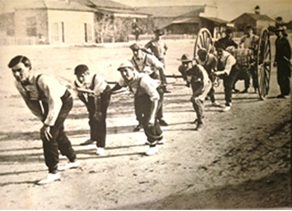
256, 29, 272, 100
194, 28, 215, 59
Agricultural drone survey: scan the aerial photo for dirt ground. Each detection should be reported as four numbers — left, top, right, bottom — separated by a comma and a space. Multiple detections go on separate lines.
0, 39, 291, 210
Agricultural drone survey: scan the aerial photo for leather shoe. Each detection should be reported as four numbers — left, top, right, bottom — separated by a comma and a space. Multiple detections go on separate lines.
133, 124, 142, 132
159, 119, 168, 126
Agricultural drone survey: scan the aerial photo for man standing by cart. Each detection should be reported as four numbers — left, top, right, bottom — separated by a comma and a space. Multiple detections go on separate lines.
273, 26, 291, 98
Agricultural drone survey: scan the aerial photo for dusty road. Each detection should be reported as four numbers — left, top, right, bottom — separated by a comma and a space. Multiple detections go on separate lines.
0, 39, 290, 209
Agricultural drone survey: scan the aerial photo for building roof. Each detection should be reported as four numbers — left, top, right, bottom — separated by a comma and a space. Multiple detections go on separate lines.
15, 0, 96, 12
231, 13, 275, 22
171, 17, 200, 24
73, 0, 133, 10
201, 17, 228, 25
135, 5, 205, 18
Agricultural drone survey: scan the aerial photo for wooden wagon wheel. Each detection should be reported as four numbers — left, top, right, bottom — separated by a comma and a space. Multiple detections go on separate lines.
194, 28, 215, 59
256, 29, 272, 100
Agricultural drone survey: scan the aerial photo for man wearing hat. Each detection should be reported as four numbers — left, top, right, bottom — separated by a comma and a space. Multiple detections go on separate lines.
145, 29, 170, 93
73, 64, 112, 155
273, 26, 291, 98
178, 54, 193, 86
8, 55, 79, 185
111, 61, 165, 156
129, 42, 168, 130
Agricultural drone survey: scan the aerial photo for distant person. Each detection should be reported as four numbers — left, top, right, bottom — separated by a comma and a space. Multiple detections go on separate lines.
186, 64, 212, 130
132, 19, 142, 42
273, 26, 291, 98
111, 61, 165, 156
130, 43, 168, 130
214, 42, 240, 112
145, 28, 170, 93
73, 64, 111, 155
177, 54, 193, 86
237, 25, 260, 93
217, 28, 238, 51
8, 55, 79, 185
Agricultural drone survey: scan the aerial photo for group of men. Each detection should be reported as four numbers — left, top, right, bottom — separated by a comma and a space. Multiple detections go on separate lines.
7, 25, 290, 185
7, 28, 170, 185
177, 24, 291, 130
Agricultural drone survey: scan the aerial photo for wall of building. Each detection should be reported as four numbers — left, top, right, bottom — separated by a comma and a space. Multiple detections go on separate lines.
47, 10, 94, 44
14, 9, 48, 44
166, 23, 199, 34
233, 15, 256, 31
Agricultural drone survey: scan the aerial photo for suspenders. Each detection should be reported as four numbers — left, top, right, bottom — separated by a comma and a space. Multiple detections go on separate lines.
132, 54, 148, 72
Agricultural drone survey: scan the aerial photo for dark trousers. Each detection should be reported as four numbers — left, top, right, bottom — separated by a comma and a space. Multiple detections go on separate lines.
221, 65, 240, 106
233, 68, 250, 90
41, 90, 76, 173
136, 93, 163, 145
207, 86, 216, 103
87, 86, 111, 148
135, 76, 165, 124
277, 61, 291, 96
192, 99, 204, 123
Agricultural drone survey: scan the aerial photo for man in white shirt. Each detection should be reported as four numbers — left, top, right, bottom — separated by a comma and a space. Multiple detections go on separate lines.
73, 64, 111, 155
214, 42, 240, 111
111, 61, 165, 156
130, 43, 168, 130
8, 55, 79, 185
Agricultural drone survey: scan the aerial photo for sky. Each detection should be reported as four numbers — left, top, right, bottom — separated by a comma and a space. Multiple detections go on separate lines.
0, 0, 291, 21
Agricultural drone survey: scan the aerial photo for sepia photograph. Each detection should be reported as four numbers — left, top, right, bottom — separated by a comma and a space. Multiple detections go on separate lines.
0, 0, 291, 209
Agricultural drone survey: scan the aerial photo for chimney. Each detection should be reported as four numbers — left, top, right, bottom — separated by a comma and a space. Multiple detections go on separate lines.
255, 5, 260, 14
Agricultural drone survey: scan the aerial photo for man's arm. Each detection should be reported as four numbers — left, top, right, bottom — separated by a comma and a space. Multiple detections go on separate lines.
215, 54, 236, 76
146, 55, 167, 85
140, 76, 160, 124
39, 76, 64, 126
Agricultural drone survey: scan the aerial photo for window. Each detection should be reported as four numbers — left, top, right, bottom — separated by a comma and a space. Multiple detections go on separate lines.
52, 22, 65, 43
26, 17, 37, 36
84, 23, 92, 42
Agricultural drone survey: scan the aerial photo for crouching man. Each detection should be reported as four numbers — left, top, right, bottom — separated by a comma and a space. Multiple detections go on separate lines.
111, 61, 165, 156
8, 55, 79, 185
186, 64, 212, 130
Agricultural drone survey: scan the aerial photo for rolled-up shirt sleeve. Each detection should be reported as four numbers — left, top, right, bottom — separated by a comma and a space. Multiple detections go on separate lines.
147, 54, 164, 70
93, 74, 108, 96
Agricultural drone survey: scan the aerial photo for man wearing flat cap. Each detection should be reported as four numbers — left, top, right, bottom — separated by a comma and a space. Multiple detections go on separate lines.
111, 61, 165, 156
129, 42, 169, 131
